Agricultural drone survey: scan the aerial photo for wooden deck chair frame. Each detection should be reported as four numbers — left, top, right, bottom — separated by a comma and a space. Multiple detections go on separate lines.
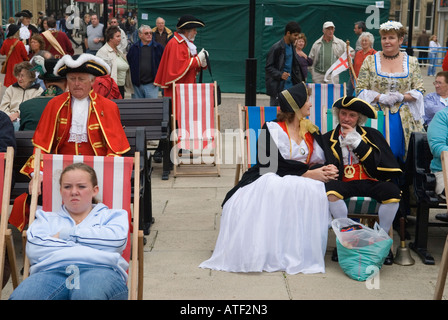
0, 147, 20, 298
326, 109, 395, 242
434, 151, 448, 299
171, 81, 221, 177
234, 105, 279, 185
23, 149, 144, 300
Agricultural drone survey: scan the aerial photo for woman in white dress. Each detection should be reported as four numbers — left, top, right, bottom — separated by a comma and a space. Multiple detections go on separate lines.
200, 83, 338, 274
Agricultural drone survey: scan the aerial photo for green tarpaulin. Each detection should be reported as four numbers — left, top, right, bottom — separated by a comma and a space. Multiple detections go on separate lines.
137, 0, 390, 93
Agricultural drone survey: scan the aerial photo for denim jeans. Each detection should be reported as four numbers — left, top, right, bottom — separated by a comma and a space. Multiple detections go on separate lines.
9, 265, 128, 300
428, 52, 437, 76
132, 83, 159, 99
86, 49, 98, 55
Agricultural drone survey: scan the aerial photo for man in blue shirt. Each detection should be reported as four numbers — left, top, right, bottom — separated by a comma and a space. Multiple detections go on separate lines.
127, 25, 165, 162
265, 21, 303, 106
127, 24, 164, 99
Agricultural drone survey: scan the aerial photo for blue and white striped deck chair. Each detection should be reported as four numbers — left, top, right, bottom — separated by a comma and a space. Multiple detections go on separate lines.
308, 83, 346, 133
326, 109, 391, 229
235, 105, 279, 185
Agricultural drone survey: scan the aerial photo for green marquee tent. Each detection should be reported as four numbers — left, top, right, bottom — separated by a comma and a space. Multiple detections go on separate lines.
137, 0, 391, 93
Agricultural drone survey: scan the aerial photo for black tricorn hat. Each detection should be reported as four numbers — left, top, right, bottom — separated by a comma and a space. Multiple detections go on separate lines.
332, 96, 377, 119
39, 58, 66, 81
15, 10, 33, 18
6, 24, 20, 37
278, 82, 309, 114
176, 15, 205, 30
54, 54, 110, 77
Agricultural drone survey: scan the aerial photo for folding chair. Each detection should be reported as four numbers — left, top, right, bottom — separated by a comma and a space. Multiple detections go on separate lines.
326, 109, 394, 239
171, 82, 220, 177
434, 151, 448, 299
308, 83, 346, 133
23, 149, 144, 300
0, 147, 19, 298
234, 105, 279, 185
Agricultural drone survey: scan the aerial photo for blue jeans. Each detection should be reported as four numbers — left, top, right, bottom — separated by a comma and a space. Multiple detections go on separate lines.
428, 52, 437, 76
86, 49, 98, 55
132, 83, 159, 99
9, 265, 128, 300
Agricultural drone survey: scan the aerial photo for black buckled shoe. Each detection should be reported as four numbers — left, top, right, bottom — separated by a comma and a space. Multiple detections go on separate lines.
153, 150, 162, 163
436, 213, 448, 222
331, 247, 338, 262
384, 250, 394, 265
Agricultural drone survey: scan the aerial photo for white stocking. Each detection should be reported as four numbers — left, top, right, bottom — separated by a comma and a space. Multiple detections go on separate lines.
378, 202, 399, 232
329, 199, 348, 219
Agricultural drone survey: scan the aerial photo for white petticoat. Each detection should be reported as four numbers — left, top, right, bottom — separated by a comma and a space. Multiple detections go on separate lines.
199, 172, 330, 274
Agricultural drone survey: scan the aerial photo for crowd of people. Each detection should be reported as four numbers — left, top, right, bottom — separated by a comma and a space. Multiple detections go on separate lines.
0, 9, 208, 300
0, 7, 448, 299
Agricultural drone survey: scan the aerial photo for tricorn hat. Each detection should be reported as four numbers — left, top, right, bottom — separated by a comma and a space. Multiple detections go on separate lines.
176, 15, 205, 30
54, 54, 110, 77
34, 57, 66, 81
332, 96, 377, 119
15, 10, 33, 18
278, 82, 309, 114
6, 24, 20, 38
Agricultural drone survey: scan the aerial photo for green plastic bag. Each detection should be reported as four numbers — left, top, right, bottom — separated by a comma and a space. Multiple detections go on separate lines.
332, 218, 393, 281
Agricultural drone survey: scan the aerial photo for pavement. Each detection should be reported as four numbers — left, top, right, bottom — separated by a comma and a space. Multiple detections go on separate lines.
2, 42, 448, 304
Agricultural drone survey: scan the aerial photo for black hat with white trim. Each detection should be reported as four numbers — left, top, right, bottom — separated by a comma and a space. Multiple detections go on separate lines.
54, 54, 110, 77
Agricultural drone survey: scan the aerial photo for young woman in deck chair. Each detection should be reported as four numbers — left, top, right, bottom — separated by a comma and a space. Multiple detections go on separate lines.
10, 163, 129, 300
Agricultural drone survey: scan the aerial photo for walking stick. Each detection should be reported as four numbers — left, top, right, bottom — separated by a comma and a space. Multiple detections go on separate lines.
346, 40, 357, 90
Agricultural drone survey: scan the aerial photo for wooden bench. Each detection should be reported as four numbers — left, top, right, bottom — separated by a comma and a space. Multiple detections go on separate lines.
403, 131, 448, 265
11, 127, 154, 235
114, 97, 171, 180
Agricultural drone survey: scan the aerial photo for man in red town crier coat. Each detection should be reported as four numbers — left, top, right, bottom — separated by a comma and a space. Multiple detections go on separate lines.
154, 14, 208, 98
9, 54, 130, 231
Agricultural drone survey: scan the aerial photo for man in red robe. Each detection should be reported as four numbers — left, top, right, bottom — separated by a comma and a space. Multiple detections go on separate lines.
10, 54, 130, 231
154, 14, 208, 98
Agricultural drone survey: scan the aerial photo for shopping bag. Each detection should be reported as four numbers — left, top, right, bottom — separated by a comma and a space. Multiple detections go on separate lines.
331, 218, 392, 281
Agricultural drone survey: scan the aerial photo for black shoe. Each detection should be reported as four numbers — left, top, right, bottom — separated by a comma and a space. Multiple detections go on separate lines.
384, 250, 394, 265
153, 150, 162, 163
331, 247, 338, 262
436, 213, 448, 222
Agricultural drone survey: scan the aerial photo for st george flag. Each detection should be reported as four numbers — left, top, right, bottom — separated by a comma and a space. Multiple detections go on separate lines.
324, 51, 349, 82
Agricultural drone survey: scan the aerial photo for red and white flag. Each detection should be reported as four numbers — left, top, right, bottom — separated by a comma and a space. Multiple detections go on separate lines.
324, 51, 350, 82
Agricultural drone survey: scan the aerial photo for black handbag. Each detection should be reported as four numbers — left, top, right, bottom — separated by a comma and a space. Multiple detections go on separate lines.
199, 52, 221, 105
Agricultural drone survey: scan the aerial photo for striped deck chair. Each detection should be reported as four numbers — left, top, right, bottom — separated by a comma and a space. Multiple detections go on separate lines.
0, 147, 19, 298
326, 109, 395, 238
172, 82, 220, 177
24, 149, 144, 300
308, 83, 346, 133
234, 105, 279, 185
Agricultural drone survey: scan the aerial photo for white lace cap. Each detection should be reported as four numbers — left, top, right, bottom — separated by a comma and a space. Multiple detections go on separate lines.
379, 21, 403, 31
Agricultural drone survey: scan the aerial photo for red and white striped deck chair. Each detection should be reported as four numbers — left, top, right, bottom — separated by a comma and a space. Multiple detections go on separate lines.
172, 81, 220, 177
0, 147, 19, 298
24, 149, 144, 300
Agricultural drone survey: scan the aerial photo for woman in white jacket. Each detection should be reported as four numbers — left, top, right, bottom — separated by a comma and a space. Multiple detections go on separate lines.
10, 163, 129, 300
0, 61, 43, 130
96, 25, 133, 98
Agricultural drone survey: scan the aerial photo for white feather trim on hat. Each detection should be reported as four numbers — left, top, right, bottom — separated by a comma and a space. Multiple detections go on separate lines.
53, 54, 111, 76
